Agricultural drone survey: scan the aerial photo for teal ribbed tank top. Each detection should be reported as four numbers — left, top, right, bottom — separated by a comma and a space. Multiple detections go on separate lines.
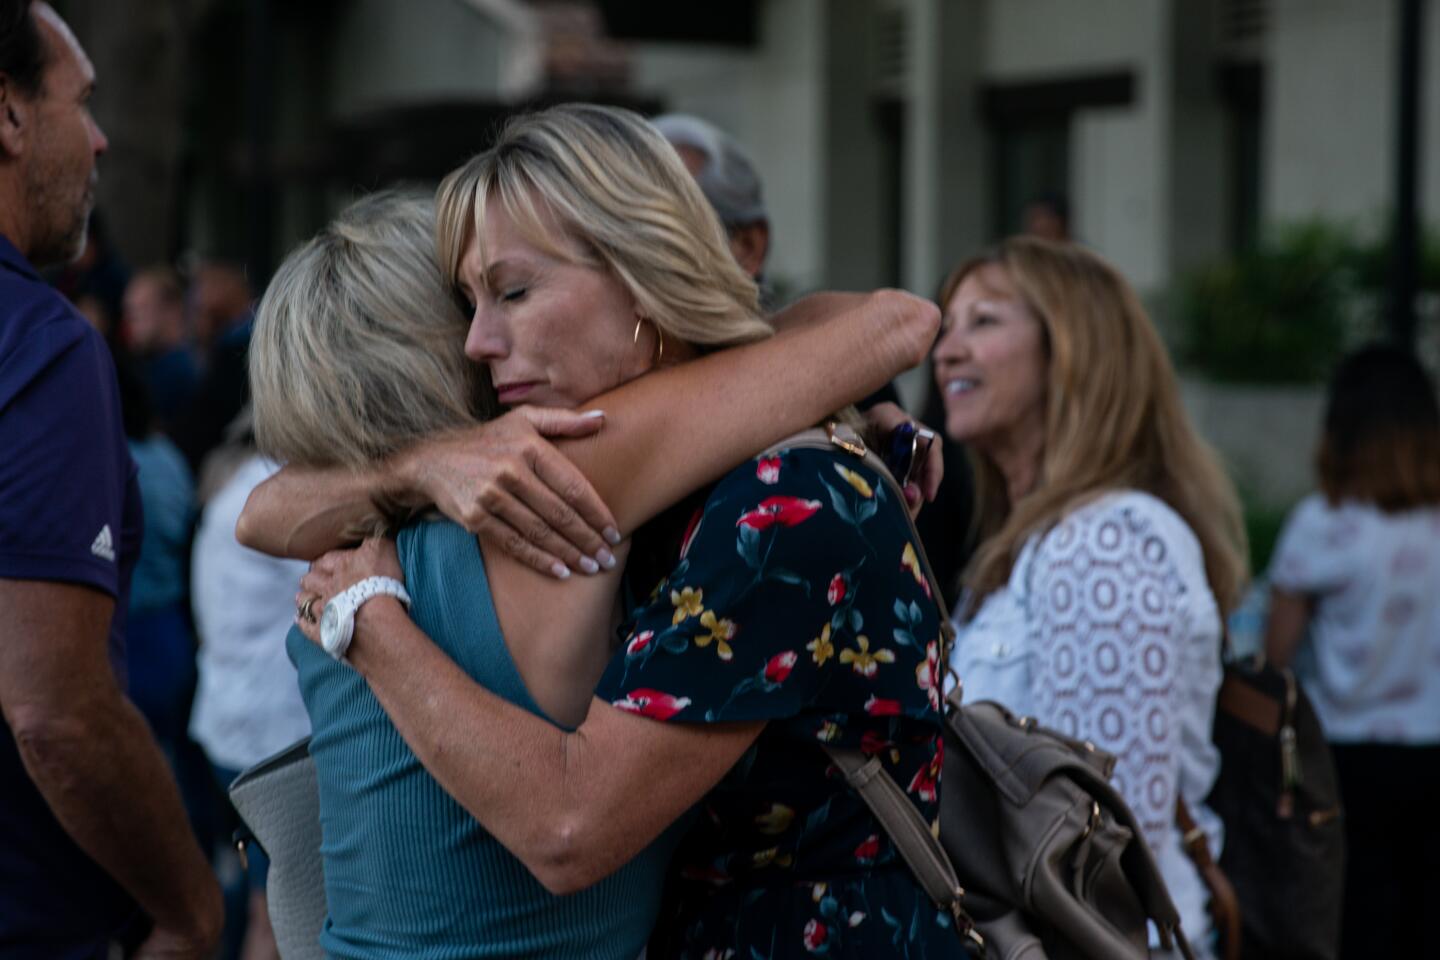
288, 519, 679, 959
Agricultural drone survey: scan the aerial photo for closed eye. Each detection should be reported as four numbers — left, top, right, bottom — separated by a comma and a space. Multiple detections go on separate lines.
500, 287, 527, 304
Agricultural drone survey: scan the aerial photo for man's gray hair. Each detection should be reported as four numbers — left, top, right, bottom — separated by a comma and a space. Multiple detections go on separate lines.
652, 113, 766, 229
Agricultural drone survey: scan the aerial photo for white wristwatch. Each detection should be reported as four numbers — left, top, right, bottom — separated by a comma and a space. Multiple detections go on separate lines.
320, 576, 412, 661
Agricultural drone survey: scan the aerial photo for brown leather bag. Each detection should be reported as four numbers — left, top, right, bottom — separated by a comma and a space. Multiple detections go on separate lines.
787, 424, 1197, 960
1180, 660, 1344, 960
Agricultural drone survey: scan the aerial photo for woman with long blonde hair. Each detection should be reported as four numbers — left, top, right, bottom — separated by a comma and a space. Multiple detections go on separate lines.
931, 237, 1247, 956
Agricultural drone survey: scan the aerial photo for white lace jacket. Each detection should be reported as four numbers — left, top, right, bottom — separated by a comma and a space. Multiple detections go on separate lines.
947, 490, 1224, 948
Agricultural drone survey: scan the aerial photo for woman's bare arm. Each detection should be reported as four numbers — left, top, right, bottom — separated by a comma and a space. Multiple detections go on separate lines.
323, 590, 762, 896
236, 407, 616, 568
1264, 588, 1312, 667
238, 290, 937, 568
553, 288, 938, 535
480, 289, 936, 721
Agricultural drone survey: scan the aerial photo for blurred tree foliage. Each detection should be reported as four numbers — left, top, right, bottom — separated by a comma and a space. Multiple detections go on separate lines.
1179, 221, 1440, 383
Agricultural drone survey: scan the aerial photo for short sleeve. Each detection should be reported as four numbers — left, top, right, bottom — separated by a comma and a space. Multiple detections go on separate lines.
596, 447, 940, 728
1267, 494, 1356, 595
1029, 499, 1187, 853
0, 320, 132, 597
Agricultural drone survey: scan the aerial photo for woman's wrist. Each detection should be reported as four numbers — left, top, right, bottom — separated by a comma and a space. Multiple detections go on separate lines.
380, 442, 427, 507
347, 595, 410, 673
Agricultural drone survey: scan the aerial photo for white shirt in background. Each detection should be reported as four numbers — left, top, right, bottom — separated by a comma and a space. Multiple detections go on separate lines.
1268, 494, 1440, 745
189, 455, 311, 772
947, 490, 1224, 953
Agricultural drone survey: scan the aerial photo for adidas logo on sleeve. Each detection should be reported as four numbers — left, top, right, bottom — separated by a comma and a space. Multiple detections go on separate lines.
90, 524, 116, 562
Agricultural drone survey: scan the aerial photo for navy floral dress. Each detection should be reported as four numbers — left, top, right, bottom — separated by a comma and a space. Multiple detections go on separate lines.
595, 444, 957, 959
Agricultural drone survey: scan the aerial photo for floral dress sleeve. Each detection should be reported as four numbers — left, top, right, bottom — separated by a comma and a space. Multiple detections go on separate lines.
598, 445, 941, 729
595, 445, 953, 960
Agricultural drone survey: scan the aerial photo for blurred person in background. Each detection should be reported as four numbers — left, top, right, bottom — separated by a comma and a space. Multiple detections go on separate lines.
0, 1, 221, 955
189, 408, 308, 960
655, 112, 903, 414
652, 113, 770, 283
172, 260, 255, 472
122, 265, 199, 428
1021, 192, 1071, 243
114, 360, 198, 776
933, 237, 1248, 957
50, 208, 129, 343
191, 260, 253, 355
1264, 344, 1440, 959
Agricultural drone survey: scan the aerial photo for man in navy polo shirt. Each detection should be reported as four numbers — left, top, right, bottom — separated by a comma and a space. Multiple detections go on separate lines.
0, 3, 221, 957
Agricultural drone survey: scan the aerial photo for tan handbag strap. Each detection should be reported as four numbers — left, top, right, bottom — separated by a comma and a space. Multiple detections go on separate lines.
824, 745, 968, 916
771, 424, 980, 947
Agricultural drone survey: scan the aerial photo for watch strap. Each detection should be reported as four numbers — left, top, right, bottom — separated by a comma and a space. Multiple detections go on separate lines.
324, 576, 411, 660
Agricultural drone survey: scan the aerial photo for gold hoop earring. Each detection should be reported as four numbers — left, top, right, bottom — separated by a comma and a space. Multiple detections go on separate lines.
633, 316, 664, 365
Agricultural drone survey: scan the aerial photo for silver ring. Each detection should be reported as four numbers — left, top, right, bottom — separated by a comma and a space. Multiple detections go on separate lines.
298, 596, 317, 623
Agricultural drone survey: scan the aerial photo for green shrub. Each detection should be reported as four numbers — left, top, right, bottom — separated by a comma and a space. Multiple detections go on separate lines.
1178, 221, 1440, 384
1243, 500, 1292, 575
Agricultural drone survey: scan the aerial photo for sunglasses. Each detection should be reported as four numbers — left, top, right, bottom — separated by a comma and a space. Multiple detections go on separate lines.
882, 421, 937, 489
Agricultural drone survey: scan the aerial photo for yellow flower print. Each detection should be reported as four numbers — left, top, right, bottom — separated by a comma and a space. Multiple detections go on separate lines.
754, 803, 795, 835
816, 720, 841, 742
671, 586, 704, 625
901, 542, 924, 585
751, 847, 794, 869
839, 635, 895, 678
807, 623, 835, 666
695, 610, 736, 661
833, 463, 874, 498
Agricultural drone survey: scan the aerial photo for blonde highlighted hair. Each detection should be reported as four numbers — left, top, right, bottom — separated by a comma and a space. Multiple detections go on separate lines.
946, 238, 1249, 615
250, 191, 495, 470
435, 103, 772, 353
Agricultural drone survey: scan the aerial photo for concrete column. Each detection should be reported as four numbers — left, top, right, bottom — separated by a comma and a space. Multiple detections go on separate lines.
898, 0, 986, 407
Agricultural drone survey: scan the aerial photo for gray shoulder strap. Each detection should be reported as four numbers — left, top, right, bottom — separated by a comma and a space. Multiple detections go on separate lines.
823, 745, 963, 912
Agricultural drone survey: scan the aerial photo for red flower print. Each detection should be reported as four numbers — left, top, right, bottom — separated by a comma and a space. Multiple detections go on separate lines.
756, 455, 782, 485
736, 496, 823, 531
625, 630, 654, 656
864, 695, 902, 717
612, 688, 692, 721
680, 863, 733, 886
827, 573, 847, 606
860, 730, 892, 755
908, 739, 942, 803
854, 834, 880, 864
803, 918, 829, 953
679, 507, 704, 559
917, 640, 941, 711
764, 650, 798, 684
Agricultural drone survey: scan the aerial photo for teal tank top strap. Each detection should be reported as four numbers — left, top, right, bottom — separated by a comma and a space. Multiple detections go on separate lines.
396, 519, 550, 722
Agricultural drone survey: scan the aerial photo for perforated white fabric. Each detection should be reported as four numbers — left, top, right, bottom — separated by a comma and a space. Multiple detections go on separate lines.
949, 490, 1223, 949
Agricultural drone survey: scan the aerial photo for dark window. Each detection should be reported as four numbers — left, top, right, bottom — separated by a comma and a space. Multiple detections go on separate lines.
980, 71, 1135, 240
1220, 61, 1263, 253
